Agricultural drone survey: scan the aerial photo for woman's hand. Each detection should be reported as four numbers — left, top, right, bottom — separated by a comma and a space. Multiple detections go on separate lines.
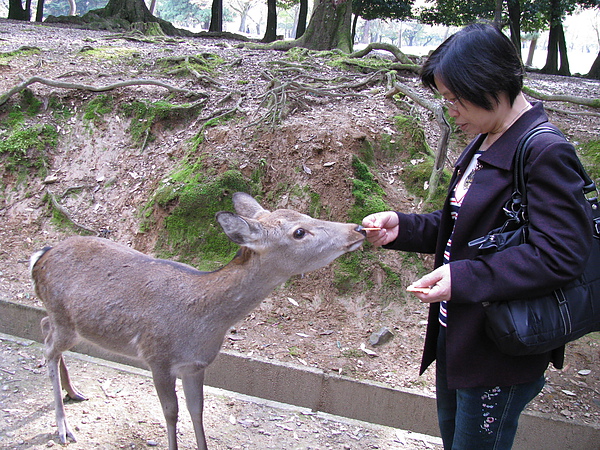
407, 265, 451, 304
362, 212, 399, 247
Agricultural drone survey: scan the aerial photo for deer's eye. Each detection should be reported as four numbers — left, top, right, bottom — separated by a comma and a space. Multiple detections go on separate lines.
293, 228, 306, 239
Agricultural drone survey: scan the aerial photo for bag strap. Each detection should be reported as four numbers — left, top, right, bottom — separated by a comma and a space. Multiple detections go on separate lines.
510, 126, 599, 235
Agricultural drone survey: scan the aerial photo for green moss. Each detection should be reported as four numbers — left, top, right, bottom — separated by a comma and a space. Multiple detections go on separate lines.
3, 109, 24, 127
48, 96, 75, 121
357, 138, 375, 166
0, 89, 43, 128
342, 348, 364, 358
157, 53, 224, 77
83, 94, 113, 124
288, 346, 302, 357
0, 47, 40, 63
147, 164, 258, 270
0, 124, 56, 175
579, 140, 600, 183
387, 114, 450, 211
307, 191, 322, 218
284, 47, 311, 62
402, 157, 450, 212
329, 54, 393, 73
378, 133, 404, 161
251, 158, 267, 191
333, 250, 404, 302
188, 116, 233, 153
121, 100, 171, 144
20, 89, 42, 116
80, 46, 140, 61
348, 155, 389, 224
395, 115, 431, 158
377, 114, 432, 162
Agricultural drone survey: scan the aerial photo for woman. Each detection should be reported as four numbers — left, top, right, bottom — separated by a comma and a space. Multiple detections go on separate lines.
362, 23, 592, 449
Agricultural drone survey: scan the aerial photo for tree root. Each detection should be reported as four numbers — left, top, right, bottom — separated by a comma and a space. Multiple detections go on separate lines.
348, 42, 413, 65
46, 190, 97, 236
189, 91, 243, 134
0, 76, 208, 107
544, 105, 600, 117
158, 56, 223, 88
523, 86, 600, 109
103, 30, 181, 44
247, 69, 375, 129
1, 46, 41, 57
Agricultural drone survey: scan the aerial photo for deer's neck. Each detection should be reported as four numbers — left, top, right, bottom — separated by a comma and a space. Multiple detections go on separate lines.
197, 248, 289, 325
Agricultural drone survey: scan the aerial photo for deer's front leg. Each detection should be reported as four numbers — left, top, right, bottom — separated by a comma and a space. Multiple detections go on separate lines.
151, 368, 179, 450
182, 369, 207, 450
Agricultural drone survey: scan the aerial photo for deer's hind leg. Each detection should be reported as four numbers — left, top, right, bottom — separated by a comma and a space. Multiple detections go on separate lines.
41, 316, 84, 443
58, 355, 86, 401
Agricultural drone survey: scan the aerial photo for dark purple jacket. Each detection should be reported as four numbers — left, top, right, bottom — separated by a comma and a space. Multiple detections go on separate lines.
387, 102, 593, 389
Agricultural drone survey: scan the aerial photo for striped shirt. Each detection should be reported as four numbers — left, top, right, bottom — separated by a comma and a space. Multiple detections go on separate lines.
439, 150, 484, 327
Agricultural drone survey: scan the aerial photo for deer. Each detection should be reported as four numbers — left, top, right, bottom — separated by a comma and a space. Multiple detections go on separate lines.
30, 192, 366, 450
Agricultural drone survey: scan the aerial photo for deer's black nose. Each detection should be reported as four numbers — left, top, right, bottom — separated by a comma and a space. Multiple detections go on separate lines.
355, 225, 367, 236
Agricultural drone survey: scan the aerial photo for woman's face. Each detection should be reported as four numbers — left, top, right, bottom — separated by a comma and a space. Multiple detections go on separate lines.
434, 77, 507, 135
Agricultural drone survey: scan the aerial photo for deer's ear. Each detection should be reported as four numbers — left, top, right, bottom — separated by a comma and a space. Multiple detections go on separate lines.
232, 192, 269, 219
216, 211, 263, 245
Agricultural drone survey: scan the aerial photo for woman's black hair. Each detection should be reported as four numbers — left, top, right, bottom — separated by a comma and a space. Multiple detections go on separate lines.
420, 22, 524, 110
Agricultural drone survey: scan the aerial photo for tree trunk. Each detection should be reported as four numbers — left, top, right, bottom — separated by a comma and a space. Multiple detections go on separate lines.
35, 0, 44, 22
526, 37, 537, 67
360, 20, 370, 44
556, 22, 570, 76
209, 0, 223, 32
8, 0, 30, 20
587, 50, 600, 80
540, 0, 570, 76
85, 0, 184, 36
493, 0, 502, 27
238, 3, 251, 33
541, 19, 559, 74
507, 0, 522, 56
295, 0, 308, 39
97, 0, 153, 21
297, 0, 353, 53
262, 0, 277, 43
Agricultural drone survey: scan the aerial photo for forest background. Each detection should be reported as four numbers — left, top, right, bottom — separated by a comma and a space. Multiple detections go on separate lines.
2, 0, 600, 78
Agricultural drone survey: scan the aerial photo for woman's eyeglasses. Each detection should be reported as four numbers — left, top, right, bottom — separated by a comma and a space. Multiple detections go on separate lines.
442, 97, 461, 111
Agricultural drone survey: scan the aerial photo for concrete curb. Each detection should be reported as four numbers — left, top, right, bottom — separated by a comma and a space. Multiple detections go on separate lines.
1, 299, 598, 449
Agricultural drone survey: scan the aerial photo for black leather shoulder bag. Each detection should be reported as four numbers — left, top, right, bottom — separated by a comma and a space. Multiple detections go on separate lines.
469, 126, 600, 356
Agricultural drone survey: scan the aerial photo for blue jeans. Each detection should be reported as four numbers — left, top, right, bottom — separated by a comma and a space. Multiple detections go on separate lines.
436, 327, 544, 450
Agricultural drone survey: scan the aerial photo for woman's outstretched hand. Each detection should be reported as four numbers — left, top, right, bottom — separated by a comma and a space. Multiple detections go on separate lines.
362, 212, 399, 247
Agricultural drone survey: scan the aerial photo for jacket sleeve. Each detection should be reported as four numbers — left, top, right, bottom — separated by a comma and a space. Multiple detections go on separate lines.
450, 138, 593, 304
384, 209, 443, 254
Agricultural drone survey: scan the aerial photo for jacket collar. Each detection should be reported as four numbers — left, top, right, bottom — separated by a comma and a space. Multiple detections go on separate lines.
455, 102, 548, 173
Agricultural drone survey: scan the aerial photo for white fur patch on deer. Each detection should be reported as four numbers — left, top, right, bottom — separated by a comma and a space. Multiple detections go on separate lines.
30, 192, 366, 450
